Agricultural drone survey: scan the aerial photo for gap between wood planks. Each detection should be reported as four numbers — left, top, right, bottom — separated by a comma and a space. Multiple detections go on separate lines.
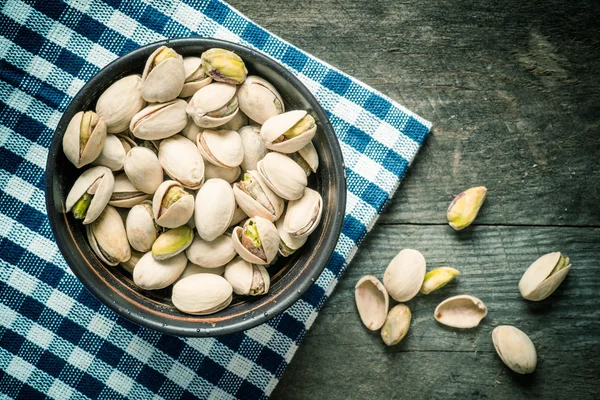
377, 222, 600, 229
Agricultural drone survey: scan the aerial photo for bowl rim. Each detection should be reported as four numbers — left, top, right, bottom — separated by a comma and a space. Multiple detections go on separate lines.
45, 37, 346, 337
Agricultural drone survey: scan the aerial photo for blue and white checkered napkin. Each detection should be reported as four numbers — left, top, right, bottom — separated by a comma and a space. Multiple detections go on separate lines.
0, 0, 430, 398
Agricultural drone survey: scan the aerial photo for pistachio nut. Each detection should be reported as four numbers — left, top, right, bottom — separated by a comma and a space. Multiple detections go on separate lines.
233, 171, 284, 222
62, 110, 107, 168
216, 109, 249, 132
289, 141, 319, 176
181, 117, 201, 142
518, 252, 571, 301
186, 82, 239, 128
420, 267, 460, 295
126, 200, 161, 252
172, 273, 233, 315
261, 110, 317, 153
237, 75, 284, 124
96, 74, 145, 133
447, 186, 487, 230
92, 134, 136, 171
197, 129, 244, 168
186, 234, 237, 269
231, 217, 279, 265
434, 295, 487, 328
66, 166, 114, 224
179, 57, 212, 98
86, 205, 131, 266
130, 99, 188, 140
120, 249, 143, 275
276, 214, 307, 257
355, 275, 389, 331
108, 173, 150, 208
229, 205, 248, 228
123, 147, 163, 194
152, 225, 194, 261
141, 46, 185, 103
383, 249, 426, 302
283, 187, 323, 238
257, 152, 307, 200
238, 125, 268, 171
381, 304, 411, 346
194, 178, 236, 241
138, 139, 159, 155
159, 135, 205, 190
176, 262, 225, 283
492, 326, 537, 374
133, 251, 187, 290
224, 257, 270, 296
201, 48, 247, 85
204, 161, 241, 184
152, 180, 195, 228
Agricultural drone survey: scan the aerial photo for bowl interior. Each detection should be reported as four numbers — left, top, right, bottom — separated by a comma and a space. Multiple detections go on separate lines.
46, 38, 346, 336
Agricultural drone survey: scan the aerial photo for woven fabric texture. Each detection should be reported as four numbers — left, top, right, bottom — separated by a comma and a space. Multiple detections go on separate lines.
0, 0, 431, 398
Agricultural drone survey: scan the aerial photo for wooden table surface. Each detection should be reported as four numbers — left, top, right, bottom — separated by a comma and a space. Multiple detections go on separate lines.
229, 0, 600, 398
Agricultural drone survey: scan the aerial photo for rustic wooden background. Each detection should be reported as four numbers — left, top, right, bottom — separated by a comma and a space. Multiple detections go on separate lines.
228, 0, 600, 398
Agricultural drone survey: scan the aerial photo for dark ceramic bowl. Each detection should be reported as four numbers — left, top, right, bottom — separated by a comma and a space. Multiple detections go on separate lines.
45, 38, 346, 337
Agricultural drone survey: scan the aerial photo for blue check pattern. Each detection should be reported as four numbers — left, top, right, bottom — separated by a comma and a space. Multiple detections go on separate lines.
0, 0, 431, 398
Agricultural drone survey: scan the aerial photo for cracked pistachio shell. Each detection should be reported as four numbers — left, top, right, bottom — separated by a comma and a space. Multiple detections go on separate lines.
434, 295, 488, 328
216, 109, 249, 132
194, 179, 236, 241
152, 180, 194, 228
152, 225, 194, 261
447, 186, 487, 230
381, 304, 411, 346
179, 57, 212, 98
383, 249, 426, 302
92, 134, 136, 171
492, 326, 537, 374
420, 267, 460, 295
86, 205, 131, 266
186, 82, 239, 128
120, 249, 142, 275
257, 152, 307, 200
224, 257, 270, 296
130, 99, 188, 140
237, 75, 284, 124
108, 173, 150, 208
159, 135, 205, 190
123, 147, 163, 194
201, 48, 247, 85
197, 129, 244, 168
126, 200, 160, 252
176, 262, 225, 283
261, 110, 317, 154
181, 117, 201, 142
283, 187, 323, 238
276, 214, 307, 257
518, 252, 571, 301
355, 275, 389, 331
233, 170, 284, 222
229, 206, 248, 228
141, 46, 185, 103
66, 166, 114, 224
172, 273, 233, 315
133, 251, 187, 290
238, 125, 268, 171
204, 161, 241, 184
63, 111, 107, 168
289, 141, 319, 176
232, 217, 279, 265
96, 74, 145, 133
186, 234, 236, 268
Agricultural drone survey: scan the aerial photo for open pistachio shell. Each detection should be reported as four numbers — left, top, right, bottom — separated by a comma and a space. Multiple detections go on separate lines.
355, 275, 389, 331
63, 111, 107, 168
257, 152, 307, 200
66, 166, 115, 224
383, 249, 426, 302
126, 200, 160, 252
194, 179, 236, 241
283, 187, 323, 238
159, 135, 205, 190
179, 57, 212, 98
86, 205, 131, 266
186, 234, 236, 269
186, 82, 239, 128
133, 251, 187, 290
276, 215, 307, 257
108, 173, 150, 208
123, 147, 163, 194
130, 99, 188, 140
261, 110, 317, 153
238, 125, 268, 171
420, 267, 460, 295
381, 304, 411, 346
96, 74, 145, 133
176, 262, 225, 283
237, 75, 284, 124
120, 249, 142, 275
492, 326, 537, 374
201, 48, 247, 85
172, 273, 233, 315
204, 161, 241, 184
233, 170, 284, 222
231, 217, 279, 265
434, 295, 488, 328
92, 134, 136, 171
518, 252, 571, 301
152, 180, 195, 228
141, 46, 185, 103
289, 141, 319, 175
224, 257, 270, 295
152, 225, 194, 261
197, 129, 244, 168
216, 109, 249, 132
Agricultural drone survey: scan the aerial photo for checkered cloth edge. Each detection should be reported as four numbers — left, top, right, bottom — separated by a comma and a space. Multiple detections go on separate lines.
0, 0, 431, 398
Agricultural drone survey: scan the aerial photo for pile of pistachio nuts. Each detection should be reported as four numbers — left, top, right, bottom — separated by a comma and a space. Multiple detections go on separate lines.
62, 46, 323, 315
355, 186, 571, 375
